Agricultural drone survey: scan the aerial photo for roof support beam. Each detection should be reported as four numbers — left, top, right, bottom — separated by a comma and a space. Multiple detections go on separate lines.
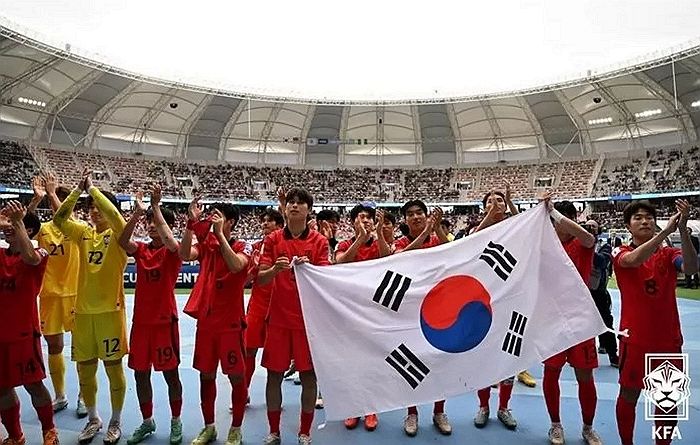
218, 98, 252, 161
445, 103, 463, 164
553, 90, 593, 154
411, 105, 423, 165
84, 80, 141, 149
130, 87, 178, 151
516, 96, 548, 158
0, 56, 61, 97
175, 95, 212, 158
337, 105, 350, 166
298, 105, 316, 165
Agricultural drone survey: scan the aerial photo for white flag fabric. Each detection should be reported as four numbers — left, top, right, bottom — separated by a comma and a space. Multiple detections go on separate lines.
294, 204, 607, 421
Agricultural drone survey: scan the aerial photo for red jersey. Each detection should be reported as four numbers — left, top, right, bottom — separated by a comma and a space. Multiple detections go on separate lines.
132, 242, 182, 325
613, 245, 683, 348
247, 239, 273, 318
0, 248, 48, 342
394, 233, 441, 251
562, 237, 594, 282
260, 227, 330, 330
336, 237, 380, 262
184, 223, 252, 331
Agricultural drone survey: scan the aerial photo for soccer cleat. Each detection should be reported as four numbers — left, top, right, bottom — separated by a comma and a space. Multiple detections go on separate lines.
283, 362, 297, 379
517, 370, 537, 388
293, 375, 301, 385
262, 433, 281, 445
548, 423, 565, 445
432, 413, 452, 435
497, 408, 517, 430
609, 354, 620, 368
597, 346, 606, 354
474, 407, 489, 428
297, 434, 312, 445
314, 397, 324, 409
76, 399, 88, 419
343, 417, 359, 430
224, 427, 242, 445
190, 426, 216, 445
2, 435, 26, 445
363, 414, 378, 431
43, 428, 60, 445
78, 418, 103, 444
52, 397, 68, 413
127, 420, 156, 444
104, 420, 122, 444
582, 426, 603, 445
169, 418, 183, 445
403, 414, 418, 437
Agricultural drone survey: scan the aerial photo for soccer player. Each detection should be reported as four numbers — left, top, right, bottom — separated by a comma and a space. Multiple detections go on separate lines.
471, 191, 519, 430
258, 188, 331, 445
394, 199, 452, 437
53, 168, 128, 444
541, 198, 602, 445
336, 203, 390, 432
27, 173, 86, 416
117, 186, 184, 445
180, 199, 251, 445
0, 201, 58, 445
315, 209, 340, 252
613, 199, 698, 445
244, 208, 285, 396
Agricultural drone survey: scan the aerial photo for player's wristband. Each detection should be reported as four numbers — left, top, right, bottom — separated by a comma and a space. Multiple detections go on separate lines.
549, 208, 565, 224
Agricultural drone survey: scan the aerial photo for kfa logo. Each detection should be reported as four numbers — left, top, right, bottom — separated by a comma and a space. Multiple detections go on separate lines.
643, 353, 690, 441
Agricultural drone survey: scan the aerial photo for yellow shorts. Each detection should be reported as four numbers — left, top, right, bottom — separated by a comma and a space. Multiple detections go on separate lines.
72, 312, 128, 362
40, 295, 76, 335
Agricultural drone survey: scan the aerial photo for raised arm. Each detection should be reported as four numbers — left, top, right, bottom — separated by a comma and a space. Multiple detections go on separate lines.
179, 197, 201, 261
27, 176, 46, 215
53, 185, 85, 240
545, 193, 595, 248
43, 172, 62, 213
676, 199, 699, 275
117, 192, 145, 255
504, 181, 519, 215
375, 209, 392, 258
335, 221, 369, 263
2, 202, 42, 265
212, 209, 249, 273
150, 184, 179, 252
432, 208, 450, 244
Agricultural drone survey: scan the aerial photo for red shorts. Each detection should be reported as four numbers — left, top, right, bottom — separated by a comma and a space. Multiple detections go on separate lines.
193, 328, 245, 376
544, 338, 598, 369
0, 334, 46, 388
262, 326, 313, 373
619, 342, 683, 390
128, 321, 180, 372
245, 313, 267, 350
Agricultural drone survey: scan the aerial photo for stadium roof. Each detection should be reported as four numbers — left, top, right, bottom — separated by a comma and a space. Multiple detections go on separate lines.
0, 5, 699, 166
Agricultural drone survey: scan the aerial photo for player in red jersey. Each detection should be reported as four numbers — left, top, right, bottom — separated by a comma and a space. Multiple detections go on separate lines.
393, 199, 452, 437
613, 200, 698, 445
244, 208, 284, 396
180, 200, 251, 445
337, 203, 392, 432
258, 188, 331, 445
0, 201, 58, 445
117, 185, 184, 445
541, 198, 602, 445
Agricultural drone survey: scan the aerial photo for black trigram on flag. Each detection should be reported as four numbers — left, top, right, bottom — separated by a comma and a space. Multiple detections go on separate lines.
373, 271, 412, 312
385, 344, 430, 389
479, 241, 518, 281
502, 311, 528, 357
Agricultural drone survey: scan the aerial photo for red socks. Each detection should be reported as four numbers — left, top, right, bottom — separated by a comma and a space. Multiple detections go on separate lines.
616, 395, 635, 445
0, 402, 22, 439
407, 406, 418, 415
433, 400, 445, 414
477, 387, 491, 408
35, 403, 55, 432
140, 401, 153, 420
498, 381, 514, 410
200, 378, 217, 425
267, 410, 281, 434
231, 382, 248, 428
244, 355, 256, 390
543, 366, 562, 423
299, 410, 314, 436
578, 378, 597, 426
170, 398, 183, 418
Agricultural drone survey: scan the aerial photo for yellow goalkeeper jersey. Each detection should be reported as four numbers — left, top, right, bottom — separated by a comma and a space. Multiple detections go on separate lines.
37, 220, 81, 298
54, 187, 127, 314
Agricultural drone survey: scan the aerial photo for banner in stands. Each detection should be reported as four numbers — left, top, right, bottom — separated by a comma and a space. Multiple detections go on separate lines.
124, 263, 200, 289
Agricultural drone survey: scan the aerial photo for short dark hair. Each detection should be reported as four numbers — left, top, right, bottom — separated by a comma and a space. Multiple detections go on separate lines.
23, 212, 41, 238
210, 202, 240, 224
553, 200, 577, 220
146, 207, 176, 227
285, 188, 314, 208
622, 200, 656, 225
56, 186, 71, 202
401, 199, 427, 217
398, 222, 410, 237
316, 209, 340, 222
86, 190, 119, 211
260, 208, 284, 226
349, 204, 376, 222
382, 212, 397, 226
482, 191, 506, 207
